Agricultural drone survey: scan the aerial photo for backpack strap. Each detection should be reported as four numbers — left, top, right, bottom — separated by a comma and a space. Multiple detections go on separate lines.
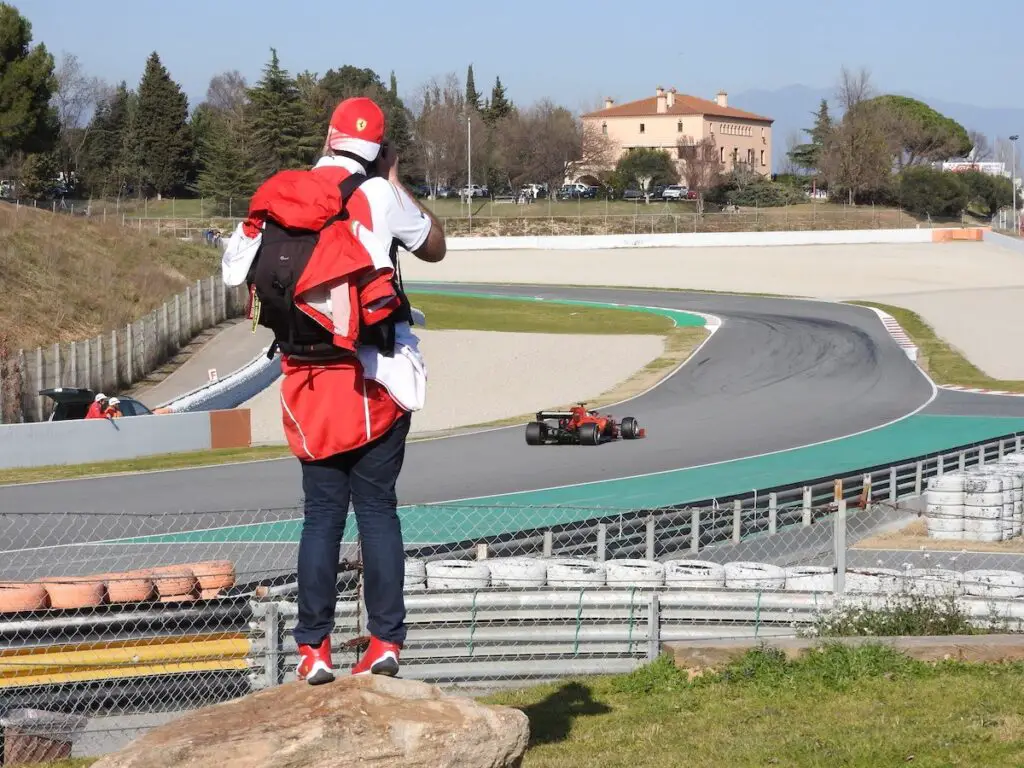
320, 172, 369, 229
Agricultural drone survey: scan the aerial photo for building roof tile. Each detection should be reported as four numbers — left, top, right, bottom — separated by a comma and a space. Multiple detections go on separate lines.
583, 93, 772, 123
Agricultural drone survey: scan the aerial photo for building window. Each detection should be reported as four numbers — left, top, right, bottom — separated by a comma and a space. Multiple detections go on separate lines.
639, 123, 645, 134
760, 150, 766, 166
602, 122, 607, 135
677, 120, 682, 133
720, 147, 724, 162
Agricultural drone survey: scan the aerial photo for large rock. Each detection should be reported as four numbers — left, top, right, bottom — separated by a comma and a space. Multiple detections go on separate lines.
91, 675, 529, 768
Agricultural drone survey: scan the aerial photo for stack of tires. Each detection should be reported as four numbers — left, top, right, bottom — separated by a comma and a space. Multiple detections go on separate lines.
993, 458, 1024, 538
923, 472, 966, 540
962, 473, 1008, 542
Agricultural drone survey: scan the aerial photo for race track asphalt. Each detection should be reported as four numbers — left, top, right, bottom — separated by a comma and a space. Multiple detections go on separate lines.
6, 284, 1024, 578
2, 285, 943, 515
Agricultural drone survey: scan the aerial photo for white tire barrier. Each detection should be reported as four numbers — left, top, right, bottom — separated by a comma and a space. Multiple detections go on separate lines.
425, 560, 491, 590
904, 568, 962, 597
784, 566, 833, 592
604, 559, 665, 588
924, 472, 966, 507
404, 558, 426, 587
485, 557, 547, 588
846, 567, 902, 594
159, 350, 282, 413
663, 560, 726, 589
724, 562, 786, 590
963, 569, 1024, 599
545, 558, 606, 588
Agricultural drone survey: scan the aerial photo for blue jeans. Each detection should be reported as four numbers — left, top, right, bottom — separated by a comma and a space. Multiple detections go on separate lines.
293, 412, 411, 648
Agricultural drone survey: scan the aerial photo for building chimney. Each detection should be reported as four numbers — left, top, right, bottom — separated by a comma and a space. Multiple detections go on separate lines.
666, 88, 676, 108
716, 90, 728, 108
604, 96, 614, 109
656, 86, 667, 114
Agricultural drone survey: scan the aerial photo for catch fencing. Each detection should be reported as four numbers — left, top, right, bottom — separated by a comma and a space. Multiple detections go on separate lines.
3, 429, 1024, 757
0, 277, 249, 424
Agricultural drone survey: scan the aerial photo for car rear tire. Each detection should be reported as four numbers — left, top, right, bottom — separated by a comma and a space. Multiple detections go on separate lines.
621, 417, 640, 440
525, 422, 545, 446
578, 423, 601, 446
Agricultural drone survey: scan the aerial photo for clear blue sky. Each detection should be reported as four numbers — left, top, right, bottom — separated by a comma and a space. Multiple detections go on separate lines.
14, 0, 1023, 111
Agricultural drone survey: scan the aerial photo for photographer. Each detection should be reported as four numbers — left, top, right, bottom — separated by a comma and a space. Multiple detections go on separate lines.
277, 97, 446, 684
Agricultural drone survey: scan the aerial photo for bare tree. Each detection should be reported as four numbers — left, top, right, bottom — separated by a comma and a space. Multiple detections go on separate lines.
968, 130, 992, 161
410, 73, 471, 194
52, 52, 106, 190
779, 129, 803, 175
836, 66, 874, 113
205, 70, 249, 121
677, 135, 723, 213
820, 66, 890, 204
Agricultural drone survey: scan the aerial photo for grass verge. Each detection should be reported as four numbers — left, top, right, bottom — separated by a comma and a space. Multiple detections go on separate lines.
485, 643, 1024, 767
855, 517, 1024, 554
405, 291, 675, 334
850, 300, 1024, 393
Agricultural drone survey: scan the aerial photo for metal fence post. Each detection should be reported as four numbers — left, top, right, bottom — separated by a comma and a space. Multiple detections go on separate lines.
833, 500, 847, 595
802, 487, 812, 526
646, 593, 661, 661
768, 493, 778, 534
690, 508, 700, 553
889, 467, 897, 502
596, 523, 607, 562
264, 602, 280, 688
732, 499, 742, 543
125, 323, 133, 384
34, 346, 43, 421
645, 518, 656, 560
52, 343, 61, 387
914, 461, 923, 496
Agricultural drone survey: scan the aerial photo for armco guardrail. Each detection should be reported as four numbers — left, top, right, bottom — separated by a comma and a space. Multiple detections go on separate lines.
0, 408, 252, 470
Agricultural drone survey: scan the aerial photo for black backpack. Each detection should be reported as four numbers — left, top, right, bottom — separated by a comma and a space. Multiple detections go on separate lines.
245, 172, 403, 360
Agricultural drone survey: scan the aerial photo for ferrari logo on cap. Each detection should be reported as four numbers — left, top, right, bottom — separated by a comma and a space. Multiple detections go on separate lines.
356, 118, 367, 131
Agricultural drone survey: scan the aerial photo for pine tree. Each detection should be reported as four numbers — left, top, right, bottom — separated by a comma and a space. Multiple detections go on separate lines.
81, 83, 130, 195
0, 3, 58, 163
136, 52, 192, 197
465, 65, 480, 112
389, 71, 398, 99
788, 99, 832, 175
248, 49, 318, 174
197, 114, 260, 213
484, 76, 512, 124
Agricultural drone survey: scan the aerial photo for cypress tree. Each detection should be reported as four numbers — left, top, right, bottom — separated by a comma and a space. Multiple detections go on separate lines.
0, 3, 58, 163
465, 65, 480, 111
136, 52, 192, 197
484, 76, 512, 124
248, 49, 317, 173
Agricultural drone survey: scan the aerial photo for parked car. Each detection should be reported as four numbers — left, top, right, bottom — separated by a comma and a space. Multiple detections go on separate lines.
661, 185, 688, 200
40, 387, 153, 421
558, 183, 597, 200
686, 189, 699, 200
622, 188, 645, 201
460, 184, 489, 198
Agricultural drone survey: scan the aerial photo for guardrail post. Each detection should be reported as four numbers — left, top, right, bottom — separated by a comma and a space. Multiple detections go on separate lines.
959, 451, 966, 471
690, 508, 700, 553
1017, 436, 1022, 454
999, 439, 1006, 460
914, 461, 923, 496
802, 487, 812, 526
889, 467, 897, 502
937, 454, 944, 476
732, 499, 742, 543
768, 493, 777, 534
475, 543, 489, 560
861, 473, 872, 508
543, 531, 553, 557
264, 602, 280, 688
596, 523, 607, 562
832, 499, 847, 595
646, 593, 661, 661
645, 518, 656, 560
979, 445, 985, 466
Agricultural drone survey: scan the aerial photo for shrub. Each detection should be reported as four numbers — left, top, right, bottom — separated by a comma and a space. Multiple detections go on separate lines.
898, 166, 969, 217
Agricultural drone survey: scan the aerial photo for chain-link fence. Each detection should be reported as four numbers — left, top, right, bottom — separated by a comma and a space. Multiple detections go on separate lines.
4, 431, 1024, 758
0, 277, 249, 424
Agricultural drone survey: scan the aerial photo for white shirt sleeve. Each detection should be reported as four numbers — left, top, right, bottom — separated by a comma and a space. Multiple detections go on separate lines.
363, 178, 431, 253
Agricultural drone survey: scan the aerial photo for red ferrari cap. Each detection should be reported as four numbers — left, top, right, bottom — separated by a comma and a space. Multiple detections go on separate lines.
326, 97, 385, 161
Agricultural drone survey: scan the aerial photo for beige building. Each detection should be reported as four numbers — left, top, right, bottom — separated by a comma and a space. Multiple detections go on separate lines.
579, 86, 774, 184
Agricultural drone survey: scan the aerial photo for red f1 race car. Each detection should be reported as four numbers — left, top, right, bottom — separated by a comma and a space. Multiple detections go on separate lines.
525, 403, 646, 446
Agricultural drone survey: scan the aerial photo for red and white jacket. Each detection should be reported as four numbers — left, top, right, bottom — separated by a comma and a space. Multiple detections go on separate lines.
221, 159, 430, 461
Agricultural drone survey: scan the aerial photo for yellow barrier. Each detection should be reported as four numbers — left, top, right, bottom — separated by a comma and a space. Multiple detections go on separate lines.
0, 635, 251, 688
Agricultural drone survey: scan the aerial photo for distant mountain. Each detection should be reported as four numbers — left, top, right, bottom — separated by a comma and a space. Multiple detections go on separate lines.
731, 84, 1024, 173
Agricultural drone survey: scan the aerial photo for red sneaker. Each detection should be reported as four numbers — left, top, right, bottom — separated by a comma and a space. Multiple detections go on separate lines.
296, 636, 335, 685
351, 636, 401, 677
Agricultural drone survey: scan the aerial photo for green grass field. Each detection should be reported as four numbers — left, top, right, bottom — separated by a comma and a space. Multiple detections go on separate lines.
43, 645, 1024, 768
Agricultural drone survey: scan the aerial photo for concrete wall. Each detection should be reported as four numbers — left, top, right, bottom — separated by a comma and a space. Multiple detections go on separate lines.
445, 226, 949, 252
983, 230, 1024, 254
0, 409, 252, 470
